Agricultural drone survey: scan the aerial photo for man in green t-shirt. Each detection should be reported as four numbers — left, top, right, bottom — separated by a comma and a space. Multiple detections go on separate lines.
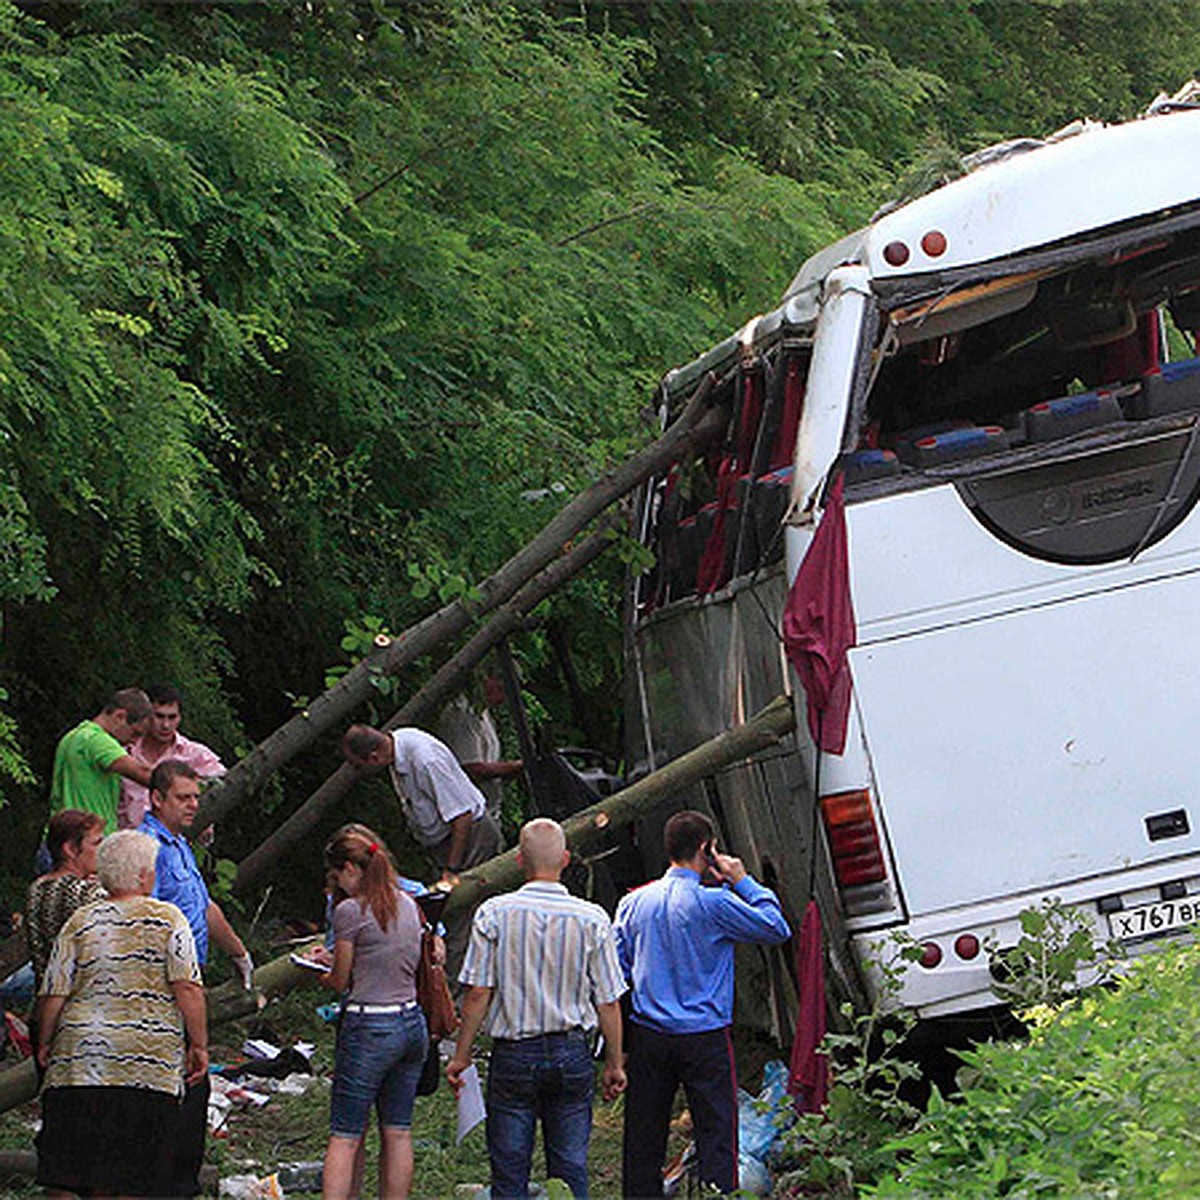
50, 688, 154, 833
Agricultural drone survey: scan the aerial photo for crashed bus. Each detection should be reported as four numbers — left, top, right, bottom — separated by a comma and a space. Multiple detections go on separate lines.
626, 92, 1200, 1049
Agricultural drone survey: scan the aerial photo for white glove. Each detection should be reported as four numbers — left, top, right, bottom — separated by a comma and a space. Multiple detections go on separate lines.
233, 952, 255, 990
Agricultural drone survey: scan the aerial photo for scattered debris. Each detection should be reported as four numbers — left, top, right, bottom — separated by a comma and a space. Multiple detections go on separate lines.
663, 1062, 794, 1197
219, 1172, 283, 1198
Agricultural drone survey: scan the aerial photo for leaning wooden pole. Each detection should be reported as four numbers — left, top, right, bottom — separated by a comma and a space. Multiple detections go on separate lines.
0, 694, 797, 1116
444, 694, 798, 920
232, 516, 622, 894
194, 375, 722, 836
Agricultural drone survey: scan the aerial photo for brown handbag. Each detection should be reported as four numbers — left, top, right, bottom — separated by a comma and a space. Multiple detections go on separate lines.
415, 927, 459, 1040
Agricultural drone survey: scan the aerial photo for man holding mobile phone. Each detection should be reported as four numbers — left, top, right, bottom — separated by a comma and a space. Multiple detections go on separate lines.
614, 810, 791, 1197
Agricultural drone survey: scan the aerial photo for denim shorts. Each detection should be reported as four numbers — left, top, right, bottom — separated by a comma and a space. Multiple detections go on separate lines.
329, 1005, 428, 1137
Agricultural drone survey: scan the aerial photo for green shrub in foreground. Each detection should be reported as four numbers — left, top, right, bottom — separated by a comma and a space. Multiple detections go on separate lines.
871, 937, 1200, 1197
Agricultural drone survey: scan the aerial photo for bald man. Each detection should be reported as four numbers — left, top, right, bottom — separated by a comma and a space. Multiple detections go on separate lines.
448, 819, 626, 1200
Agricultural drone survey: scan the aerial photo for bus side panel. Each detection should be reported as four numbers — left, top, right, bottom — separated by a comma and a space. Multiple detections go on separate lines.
850, 567, 1200, 915
628, 574, 869, 1021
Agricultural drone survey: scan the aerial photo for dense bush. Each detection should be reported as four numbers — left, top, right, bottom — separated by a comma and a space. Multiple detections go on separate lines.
873, 938, 1200, 1197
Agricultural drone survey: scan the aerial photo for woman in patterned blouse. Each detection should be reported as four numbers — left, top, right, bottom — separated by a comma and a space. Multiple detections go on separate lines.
35, 829, 207, 1198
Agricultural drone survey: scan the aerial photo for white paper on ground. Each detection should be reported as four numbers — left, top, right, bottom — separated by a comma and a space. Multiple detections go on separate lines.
455, 1064, 486, 1143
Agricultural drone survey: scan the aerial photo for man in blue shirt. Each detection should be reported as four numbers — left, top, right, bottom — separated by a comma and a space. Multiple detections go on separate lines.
613, 810, 791, 1197
141, 759, 253, 1197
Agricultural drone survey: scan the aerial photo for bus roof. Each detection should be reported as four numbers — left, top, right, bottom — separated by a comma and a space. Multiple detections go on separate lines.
848, 106, 1200, 286
664, 104, 1200, 401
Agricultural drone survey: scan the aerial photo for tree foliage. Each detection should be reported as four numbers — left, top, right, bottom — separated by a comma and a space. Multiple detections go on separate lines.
4, 0, 1200, 895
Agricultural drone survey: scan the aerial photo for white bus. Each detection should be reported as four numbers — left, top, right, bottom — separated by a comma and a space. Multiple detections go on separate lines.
628, 94, 1200, 1041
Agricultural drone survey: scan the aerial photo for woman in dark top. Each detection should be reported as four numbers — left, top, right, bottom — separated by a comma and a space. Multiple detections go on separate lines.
319, 825, 427, 1200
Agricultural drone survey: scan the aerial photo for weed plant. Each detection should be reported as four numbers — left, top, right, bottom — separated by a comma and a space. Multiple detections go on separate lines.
771, 936, 925, 1197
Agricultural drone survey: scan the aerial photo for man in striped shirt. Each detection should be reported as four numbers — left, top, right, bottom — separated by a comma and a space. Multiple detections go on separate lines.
448, 818, 626, 1199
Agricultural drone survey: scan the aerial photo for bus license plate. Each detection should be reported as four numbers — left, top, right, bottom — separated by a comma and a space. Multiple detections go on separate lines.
1107, 897, 1200, 942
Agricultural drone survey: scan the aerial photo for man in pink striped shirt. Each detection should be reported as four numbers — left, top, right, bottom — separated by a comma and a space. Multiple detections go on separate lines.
118, 684, 224, 832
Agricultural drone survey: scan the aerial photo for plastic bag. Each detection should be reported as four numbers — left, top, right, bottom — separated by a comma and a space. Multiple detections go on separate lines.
219, 1174, 283, 1199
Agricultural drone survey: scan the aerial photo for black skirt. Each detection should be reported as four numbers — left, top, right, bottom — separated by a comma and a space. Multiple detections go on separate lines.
36, 1084, 179, 1197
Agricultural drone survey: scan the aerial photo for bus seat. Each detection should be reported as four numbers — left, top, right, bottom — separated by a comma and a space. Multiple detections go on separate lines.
725, 474, 759, 578
752, 466, 793, 566
1128, 357, 1200, 419
1025, 390, 1124, 442
896, 425, 1009, 467
892, 419, 973, 459
672, 512, 702, 598
843, 448, 901, 485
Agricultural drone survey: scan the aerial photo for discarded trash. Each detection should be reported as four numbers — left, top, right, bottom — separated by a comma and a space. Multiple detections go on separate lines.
207, 1087, 233, 1133
737, 1153, 771, 1196
274, 1072, 319, 1096
315, 1003, 340, 1024
222, 1046, 312, 1084
0, 962, 35, 1008
735, 1060, 795, 1196
663, 1063, 794, 1197
4, 1011, 31, 1058
219, 1172, 283, 1198
662, 1142, 695, 1197
739, 1059, 793, 1160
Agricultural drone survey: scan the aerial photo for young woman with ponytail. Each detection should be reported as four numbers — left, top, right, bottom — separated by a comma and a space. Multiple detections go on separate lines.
319, 825, 427, 1199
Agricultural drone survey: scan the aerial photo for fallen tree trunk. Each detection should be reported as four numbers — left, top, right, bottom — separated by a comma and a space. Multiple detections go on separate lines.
233, 516, 622, 893
444, 693, 798, 920
195, 375, 722, 836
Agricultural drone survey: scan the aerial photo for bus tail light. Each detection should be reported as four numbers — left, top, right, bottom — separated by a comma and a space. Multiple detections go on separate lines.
919, 942, 942, 969
820, 789, 887, 889
955, 933, 981, 960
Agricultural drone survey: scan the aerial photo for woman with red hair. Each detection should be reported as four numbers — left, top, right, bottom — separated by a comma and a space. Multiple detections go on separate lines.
319, 825, 427, 1200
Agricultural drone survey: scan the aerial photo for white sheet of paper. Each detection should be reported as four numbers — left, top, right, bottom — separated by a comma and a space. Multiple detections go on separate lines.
455, 1064, 486, 1143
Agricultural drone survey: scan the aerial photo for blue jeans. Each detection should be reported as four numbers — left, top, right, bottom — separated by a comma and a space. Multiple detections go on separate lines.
486, 1029, 594, 1200
330, 1005, 428, 1137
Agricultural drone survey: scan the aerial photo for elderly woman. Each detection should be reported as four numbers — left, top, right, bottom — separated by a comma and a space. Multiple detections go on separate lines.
35, 829, 207, 1199
26, 810, 106, 994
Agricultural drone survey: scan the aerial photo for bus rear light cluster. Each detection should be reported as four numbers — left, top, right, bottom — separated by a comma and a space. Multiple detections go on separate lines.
820, 789, 887, 888
921, 230, 948, 257
955, 934, 981, 960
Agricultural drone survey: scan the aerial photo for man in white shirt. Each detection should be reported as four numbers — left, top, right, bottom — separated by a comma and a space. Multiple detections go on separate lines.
437, 675, 523, 839
341, 724, 501, 884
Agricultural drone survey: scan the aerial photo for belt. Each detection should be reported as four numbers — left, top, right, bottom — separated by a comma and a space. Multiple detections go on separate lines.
343, 1001, 419, 1014
494, 1028, 589, 1044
